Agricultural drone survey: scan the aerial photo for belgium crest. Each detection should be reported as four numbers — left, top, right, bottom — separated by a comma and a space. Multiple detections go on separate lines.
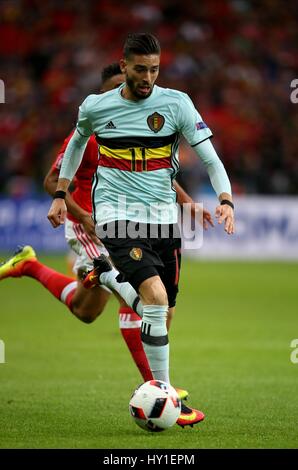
129, 247, 143, 261
147, 112, 165, 133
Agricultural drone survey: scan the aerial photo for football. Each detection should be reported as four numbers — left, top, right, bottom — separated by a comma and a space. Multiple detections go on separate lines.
129, 380, 181, 432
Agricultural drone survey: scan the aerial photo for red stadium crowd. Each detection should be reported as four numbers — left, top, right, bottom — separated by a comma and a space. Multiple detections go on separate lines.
0, 0, 297, 197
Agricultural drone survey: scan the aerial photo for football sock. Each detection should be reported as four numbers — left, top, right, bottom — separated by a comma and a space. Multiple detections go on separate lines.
100, 269, 143, 317
119, 306, 153, 382
22, 261, 77, 310
141, 304, 170, 384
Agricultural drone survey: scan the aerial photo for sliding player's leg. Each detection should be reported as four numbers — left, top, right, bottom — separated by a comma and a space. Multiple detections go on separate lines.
70, 281, 111, 323
0, 245, 110, 323
63, 219, 112, 321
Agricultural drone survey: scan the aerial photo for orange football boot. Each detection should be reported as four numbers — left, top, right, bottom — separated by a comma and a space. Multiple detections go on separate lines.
176, 403, 205, 428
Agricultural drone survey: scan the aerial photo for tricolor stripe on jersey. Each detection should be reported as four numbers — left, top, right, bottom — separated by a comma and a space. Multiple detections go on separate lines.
96, 133, 179, 173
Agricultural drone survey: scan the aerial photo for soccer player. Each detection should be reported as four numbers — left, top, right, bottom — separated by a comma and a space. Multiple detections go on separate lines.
43, 62, 213, 385
48, 33, 235, 427
0, 63, 213, 408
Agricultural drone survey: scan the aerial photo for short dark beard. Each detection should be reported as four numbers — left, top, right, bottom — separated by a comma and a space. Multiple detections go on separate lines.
126, 75, 153, 100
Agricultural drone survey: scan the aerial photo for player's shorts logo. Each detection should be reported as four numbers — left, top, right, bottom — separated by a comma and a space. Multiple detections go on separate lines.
129, 247, 143, 261
147, 112, 165, 133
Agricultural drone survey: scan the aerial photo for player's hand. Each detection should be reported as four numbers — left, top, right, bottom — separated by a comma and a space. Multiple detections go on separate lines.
80, 214, 103, 246
47, 199, 67, 228
215, 204, 235, 234
202, 208, 214, 230
190, 203, 214, 230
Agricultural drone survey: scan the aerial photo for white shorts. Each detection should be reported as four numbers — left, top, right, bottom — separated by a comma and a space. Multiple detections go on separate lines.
64, 218, 109, 275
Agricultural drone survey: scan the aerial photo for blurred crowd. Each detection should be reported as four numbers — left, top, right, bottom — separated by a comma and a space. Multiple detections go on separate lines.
0, 0, 297, 198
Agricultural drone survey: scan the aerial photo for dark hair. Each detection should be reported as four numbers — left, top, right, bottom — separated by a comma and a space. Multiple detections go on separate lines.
101, 63, 122, 84
124, 33, 161, 59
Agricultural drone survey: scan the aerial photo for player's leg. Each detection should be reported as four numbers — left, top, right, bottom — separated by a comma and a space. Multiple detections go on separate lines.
83, 227, 179, 329
64, 219, 112, 321
84, 259, 143, 317
96, 221, 170, 383
157, 240, 181, 331
156, 232, 205, 426
159, 252, 189, 401
0, 245, 110, 323
0, 245, 79, 312
125, 268, 197, 415
85, 261, 189, 399
135, 228, 181, 383
68, 220, 154, 376
66, 249, 76, 276
137, 274, 170, 384
70, 281, 111, 323
114, 292, 153, 382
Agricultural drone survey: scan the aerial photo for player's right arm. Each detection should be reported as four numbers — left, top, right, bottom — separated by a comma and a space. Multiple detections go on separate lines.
47, 97, 93, 228
44, 166, 99, 245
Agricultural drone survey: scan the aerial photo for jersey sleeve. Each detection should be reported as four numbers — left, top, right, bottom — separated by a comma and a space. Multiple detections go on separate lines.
177, 92, 212, 146
58, 97, 93, 181
59, 129, 89, 181
76, 96, 94, 137
51, 131, 75, 173
194, 139, 232, 196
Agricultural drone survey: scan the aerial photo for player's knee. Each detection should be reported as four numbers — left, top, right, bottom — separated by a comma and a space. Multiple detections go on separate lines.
72, 305, 100, 324
77, 311, 96, 324
144, 286, 168, 305
139, 275, 168, 305
154, 290, 168, 305
80, 313, 96, 324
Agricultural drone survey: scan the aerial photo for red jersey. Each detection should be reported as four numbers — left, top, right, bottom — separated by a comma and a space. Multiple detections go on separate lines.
52, 130, 98, 223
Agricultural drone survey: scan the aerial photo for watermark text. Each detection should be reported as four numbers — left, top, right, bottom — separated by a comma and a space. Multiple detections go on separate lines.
0, 339, 5, 363
95, 198, 204, 249
290, 339, 298, 364
0, 79, 5, 103
290, 79, 298, 103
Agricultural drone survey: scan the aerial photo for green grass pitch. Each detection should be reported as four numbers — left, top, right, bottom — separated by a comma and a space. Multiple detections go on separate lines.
0, 255, 297, 449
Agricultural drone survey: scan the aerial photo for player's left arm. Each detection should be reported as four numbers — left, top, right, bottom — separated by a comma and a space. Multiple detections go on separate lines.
173, 180, 214, 230
194, 139, 235, 235
178, 93, 235, 235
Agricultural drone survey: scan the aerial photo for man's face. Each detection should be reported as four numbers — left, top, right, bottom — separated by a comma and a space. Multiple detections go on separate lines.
120, 54, 160, 100
102, 73, 125, 92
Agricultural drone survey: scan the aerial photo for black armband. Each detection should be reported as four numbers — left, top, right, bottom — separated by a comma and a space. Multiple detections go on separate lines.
220, 199, 234, 210
53, 190, 66, 200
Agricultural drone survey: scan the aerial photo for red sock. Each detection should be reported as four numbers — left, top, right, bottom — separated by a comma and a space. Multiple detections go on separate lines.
119, 306, 153, 382
23, 260, 77, 310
